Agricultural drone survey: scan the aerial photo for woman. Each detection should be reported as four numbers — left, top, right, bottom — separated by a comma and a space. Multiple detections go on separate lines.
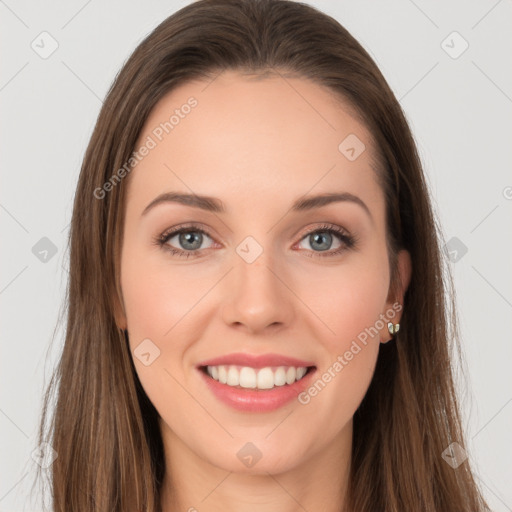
34, 0, 490, 510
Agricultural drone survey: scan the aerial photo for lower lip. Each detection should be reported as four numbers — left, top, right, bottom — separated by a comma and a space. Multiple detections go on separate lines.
197, 367, 317, 412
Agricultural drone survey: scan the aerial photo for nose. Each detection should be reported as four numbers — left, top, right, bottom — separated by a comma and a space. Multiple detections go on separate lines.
221, 250, 295, 335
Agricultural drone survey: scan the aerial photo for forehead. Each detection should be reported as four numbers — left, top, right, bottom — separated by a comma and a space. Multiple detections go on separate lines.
126, 70, 383, 217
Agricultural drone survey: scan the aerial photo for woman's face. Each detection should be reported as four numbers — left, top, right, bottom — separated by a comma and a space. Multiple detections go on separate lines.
117, 70, 410, 475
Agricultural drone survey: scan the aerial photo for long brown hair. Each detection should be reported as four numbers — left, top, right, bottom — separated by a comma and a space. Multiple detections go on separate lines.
33, 0, 490, 510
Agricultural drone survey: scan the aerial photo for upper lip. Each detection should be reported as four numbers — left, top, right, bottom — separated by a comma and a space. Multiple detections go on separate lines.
197, 352, 316, 369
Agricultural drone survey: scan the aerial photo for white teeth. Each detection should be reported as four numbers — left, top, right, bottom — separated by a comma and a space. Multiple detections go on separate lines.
286, 367, 296, 384
227, 366, 239, 386
274, 367, 287, 386
256, 367, 273, 389
218, 365, 227, 384
205, 365, 310, 390
297, 367, 307, 379
240, 367, 257, 388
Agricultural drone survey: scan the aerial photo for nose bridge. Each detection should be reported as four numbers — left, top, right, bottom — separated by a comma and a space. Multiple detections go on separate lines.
221, 239, 294, 332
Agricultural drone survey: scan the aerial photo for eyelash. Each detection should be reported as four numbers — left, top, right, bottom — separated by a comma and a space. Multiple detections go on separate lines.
153, 222, 358, 259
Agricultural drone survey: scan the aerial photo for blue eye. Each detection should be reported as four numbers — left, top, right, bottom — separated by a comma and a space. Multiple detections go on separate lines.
300, 230, 340, 252
154, 222, 357, 259
295, 223, 357, 257
156, 225, 214, 258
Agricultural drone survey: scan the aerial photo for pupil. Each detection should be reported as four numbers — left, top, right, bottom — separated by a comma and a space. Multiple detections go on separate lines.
311, 232, 331, 251
180, 231, 202, 250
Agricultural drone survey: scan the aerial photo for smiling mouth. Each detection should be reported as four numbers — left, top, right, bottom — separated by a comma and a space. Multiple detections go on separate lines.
199, 364, 316, 391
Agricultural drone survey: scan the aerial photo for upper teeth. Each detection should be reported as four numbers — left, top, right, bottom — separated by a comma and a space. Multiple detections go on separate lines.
206, 365, 309, 390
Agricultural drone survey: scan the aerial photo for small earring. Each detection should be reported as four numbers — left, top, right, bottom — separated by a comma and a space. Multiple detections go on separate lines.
387, 322, 400, 336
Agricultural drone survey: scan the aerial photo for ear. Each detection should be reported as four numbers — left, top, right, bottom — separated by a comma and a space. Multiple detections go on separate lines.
380, 249, 412, 344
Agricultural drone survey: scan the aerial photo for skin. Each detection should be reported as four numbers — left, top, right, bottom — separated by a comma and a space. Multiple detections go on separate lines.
115, 69, 411, 512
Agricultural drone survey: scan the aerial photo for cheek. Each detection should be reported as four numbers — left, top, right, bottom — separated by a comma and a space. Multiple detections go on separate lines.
296, 255, 389, 350
120, 245, 211, 342
120, 248, 202, 420
292, 257, 387, 418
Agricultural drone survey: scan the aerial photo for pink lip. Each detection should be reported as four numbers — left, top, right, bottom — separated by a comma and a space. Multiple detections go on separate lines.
196, 352, 316, 369
197, 366, 317, 412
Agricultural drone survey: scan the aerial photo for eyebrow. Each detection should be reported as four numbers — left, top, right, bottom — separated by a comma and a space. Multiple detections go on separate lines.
141, 191, 372, 221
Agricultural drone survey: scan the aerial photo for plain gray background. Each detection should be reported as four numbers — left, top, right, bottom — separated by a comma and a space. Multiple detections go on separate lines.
1, 0, 511, 510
